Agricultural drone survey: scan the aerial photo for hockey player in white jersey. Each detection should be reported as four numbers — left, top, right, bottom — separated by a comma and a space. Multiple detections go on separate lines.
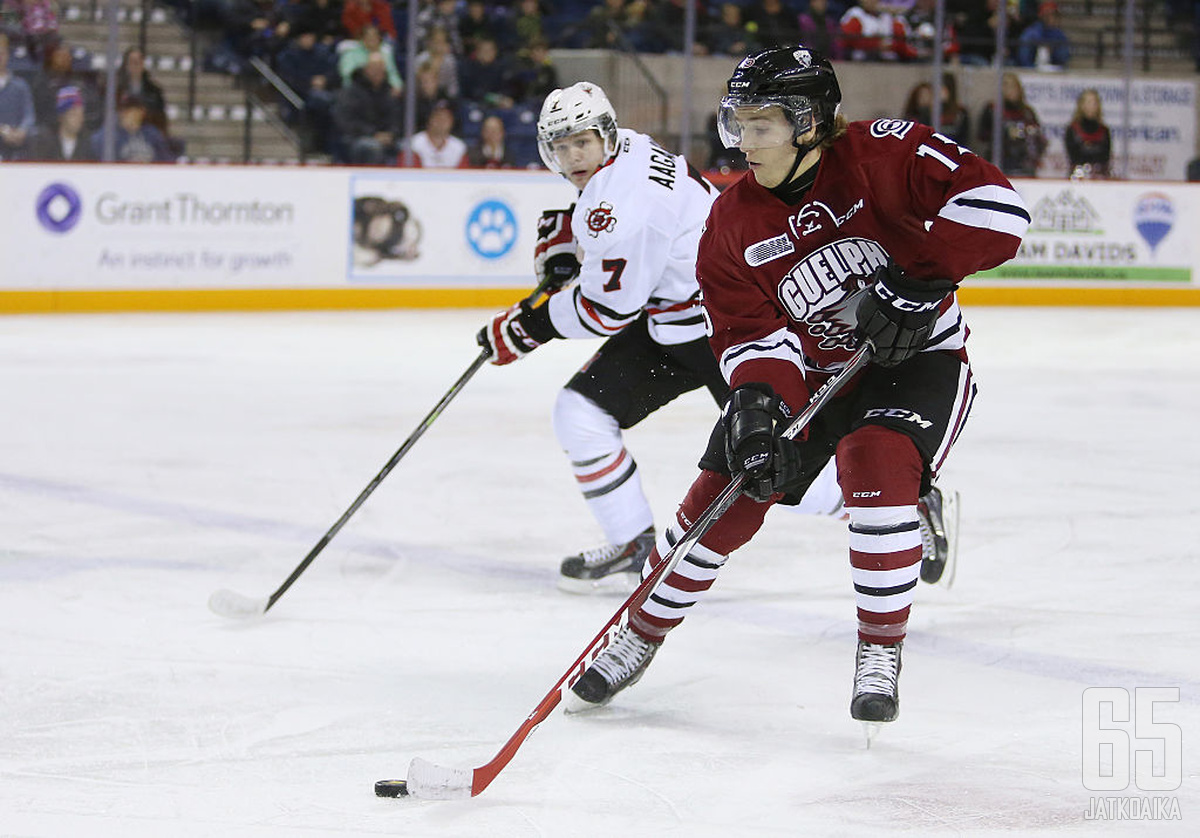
478, 82, 730, 592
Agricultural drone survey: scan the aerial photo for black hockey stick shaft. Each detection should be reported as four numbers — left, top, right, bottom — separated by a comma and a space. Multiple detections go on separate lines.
256, 279, 559, 614
262, 347, 492, 612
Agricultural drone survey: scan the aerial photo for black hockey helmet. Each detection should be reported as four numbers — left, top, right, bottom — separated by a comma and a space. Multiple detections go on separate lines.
717, 45, 842, 151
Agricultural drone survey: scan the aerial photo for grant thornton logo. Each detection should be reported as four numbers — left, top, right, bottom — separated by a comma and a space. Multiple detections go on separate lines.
36, 182, 83, 234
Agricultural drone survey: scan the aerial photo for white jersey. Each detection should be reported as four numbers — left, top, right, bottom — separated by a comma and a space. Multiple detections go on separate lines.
409, 131, 467, 168
546, 129, 716, 345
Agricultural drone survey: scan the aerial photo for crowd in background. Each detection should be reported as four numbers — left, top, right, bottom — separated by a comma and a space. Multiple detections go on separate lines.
1, 1, 182, 162
2, 1, 1198, 170
196, 0, 568, 165
190, 0, 1089, 168
897, 72, 1116, 180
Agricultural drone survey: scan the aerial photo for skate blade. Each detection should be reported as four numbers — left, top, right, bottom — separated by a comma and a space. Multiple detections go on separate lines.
939, 490, 961, 590
862, 721, 882, 749
562, 687, 610, 714
557, 571, 639, 596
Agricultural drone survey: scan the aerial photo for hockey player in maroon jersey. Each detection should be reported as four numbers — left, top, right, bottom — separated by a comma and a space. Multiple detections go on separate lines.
567, 46, 1030, 725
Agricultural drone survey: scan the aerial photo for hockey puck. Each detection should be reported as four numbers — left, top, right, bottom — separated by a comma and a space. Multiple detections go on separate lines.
374, 779, 409, 798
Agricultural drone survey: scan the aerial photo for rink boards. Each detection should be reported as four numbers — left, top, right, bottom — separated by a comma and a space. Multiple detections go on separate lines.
1, 163, 1197, 313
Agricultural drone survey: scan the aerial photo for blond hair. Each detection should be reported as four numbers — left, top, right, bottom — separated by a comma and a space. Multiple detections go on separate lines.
1071, 88, 1103, 124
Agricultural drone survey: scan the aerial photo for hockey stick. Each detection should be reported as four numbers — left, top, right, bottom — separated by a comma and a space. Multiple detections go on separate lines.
375, 342, 873, 800
209, 281, 557, 620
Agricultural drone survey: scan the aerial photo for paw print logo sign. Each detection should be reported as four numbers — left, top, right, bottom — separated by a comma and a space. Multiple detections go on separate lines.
466, 199, 518, 260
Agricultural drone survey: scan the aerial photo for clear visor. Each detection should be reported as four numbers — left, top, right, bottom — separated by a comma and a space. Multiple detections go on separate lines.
716, 95, 815, 150
537, 120, 604, 172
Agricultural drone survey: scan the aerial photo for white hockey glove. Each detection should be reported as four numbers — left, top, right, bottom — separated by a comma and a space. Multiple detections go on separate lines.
478, 302, 542, 366
533, 206, 580, 293
855, 263, 955, 367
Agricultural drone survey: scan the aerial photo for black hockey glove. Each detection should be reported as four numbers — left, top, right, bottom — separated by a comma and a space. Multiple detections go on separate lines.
533, 206, 580, 293
855, 263, 955, 367
723, 383, 803, 503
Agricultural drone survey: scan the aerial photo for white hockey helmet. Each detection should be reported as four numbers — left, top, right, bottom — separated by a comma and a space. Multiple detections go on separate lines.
537, 82, 620, 175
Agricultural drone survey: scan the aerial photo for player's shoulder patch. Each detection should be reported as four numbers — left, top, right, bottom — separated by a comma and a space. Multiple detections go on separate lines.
580, 201, 619, 238
577, 160, 650, 242
868, 118, 917, 140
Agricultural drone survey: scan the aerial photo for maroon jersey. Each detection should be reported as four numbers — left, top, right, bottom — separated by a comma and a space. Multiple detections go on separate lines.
698, 118, 1029, 414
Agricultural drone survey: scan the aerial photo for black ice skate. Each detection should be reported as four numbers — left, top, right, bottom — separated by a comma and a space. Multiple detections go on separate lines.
850, 640, 902, 725
564, 626, 659, 712
917, 485, 959, 588
558, 526, 655, 594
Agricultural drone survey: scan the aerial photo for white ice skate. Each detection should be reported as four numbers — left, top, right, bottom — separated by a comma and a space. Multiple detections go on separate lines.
558, 526, 654, 594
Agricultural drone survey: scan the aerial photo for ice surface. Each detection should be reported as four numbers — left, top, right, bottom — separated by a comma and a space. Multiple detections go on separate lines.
2, 307, 1197, 836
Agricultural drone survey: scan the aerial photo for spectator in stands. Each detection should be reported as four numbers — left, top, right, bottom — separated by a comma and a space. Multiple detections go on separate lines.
467, 113, 516, 168
28, 84, 96, 160
954, 0, 1011, 67
506, 36, 559, 104
338, 23, 403, 92
413, 60, 444, 129
703, 3, 756, 58
415, 26, 460, 100
903, 80, 934, 118
511, 0, 545, 49
906, 0, 960, 62
33, 41, 101, 133
275, 26, 338, 152
459, 0, 511, 55
416, 0, 464, 54
1017, 1, 1069, 68
841, 0, 916, 62
901, 74, 970, 145
460, 35, 513, 109
1064, 87, 1111, 179
14, 0, 58, 62
404, 98, 467, 167
278, 26, 337, 96
91, 93, 174, 162
117, 48, 168, 134
334, 52, 400, 164
744, 0, 799, 50
342, 0, 397, 41
585, 0, 629, 49
937, 73, 970, 144
648, 0, 688, 53
977, 71, 1046, 177
0, 31, 35, 160
618, 0, 670, 53
284, 0, 344, 46
229, 0, 281, 60
797, 0, 843, 61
